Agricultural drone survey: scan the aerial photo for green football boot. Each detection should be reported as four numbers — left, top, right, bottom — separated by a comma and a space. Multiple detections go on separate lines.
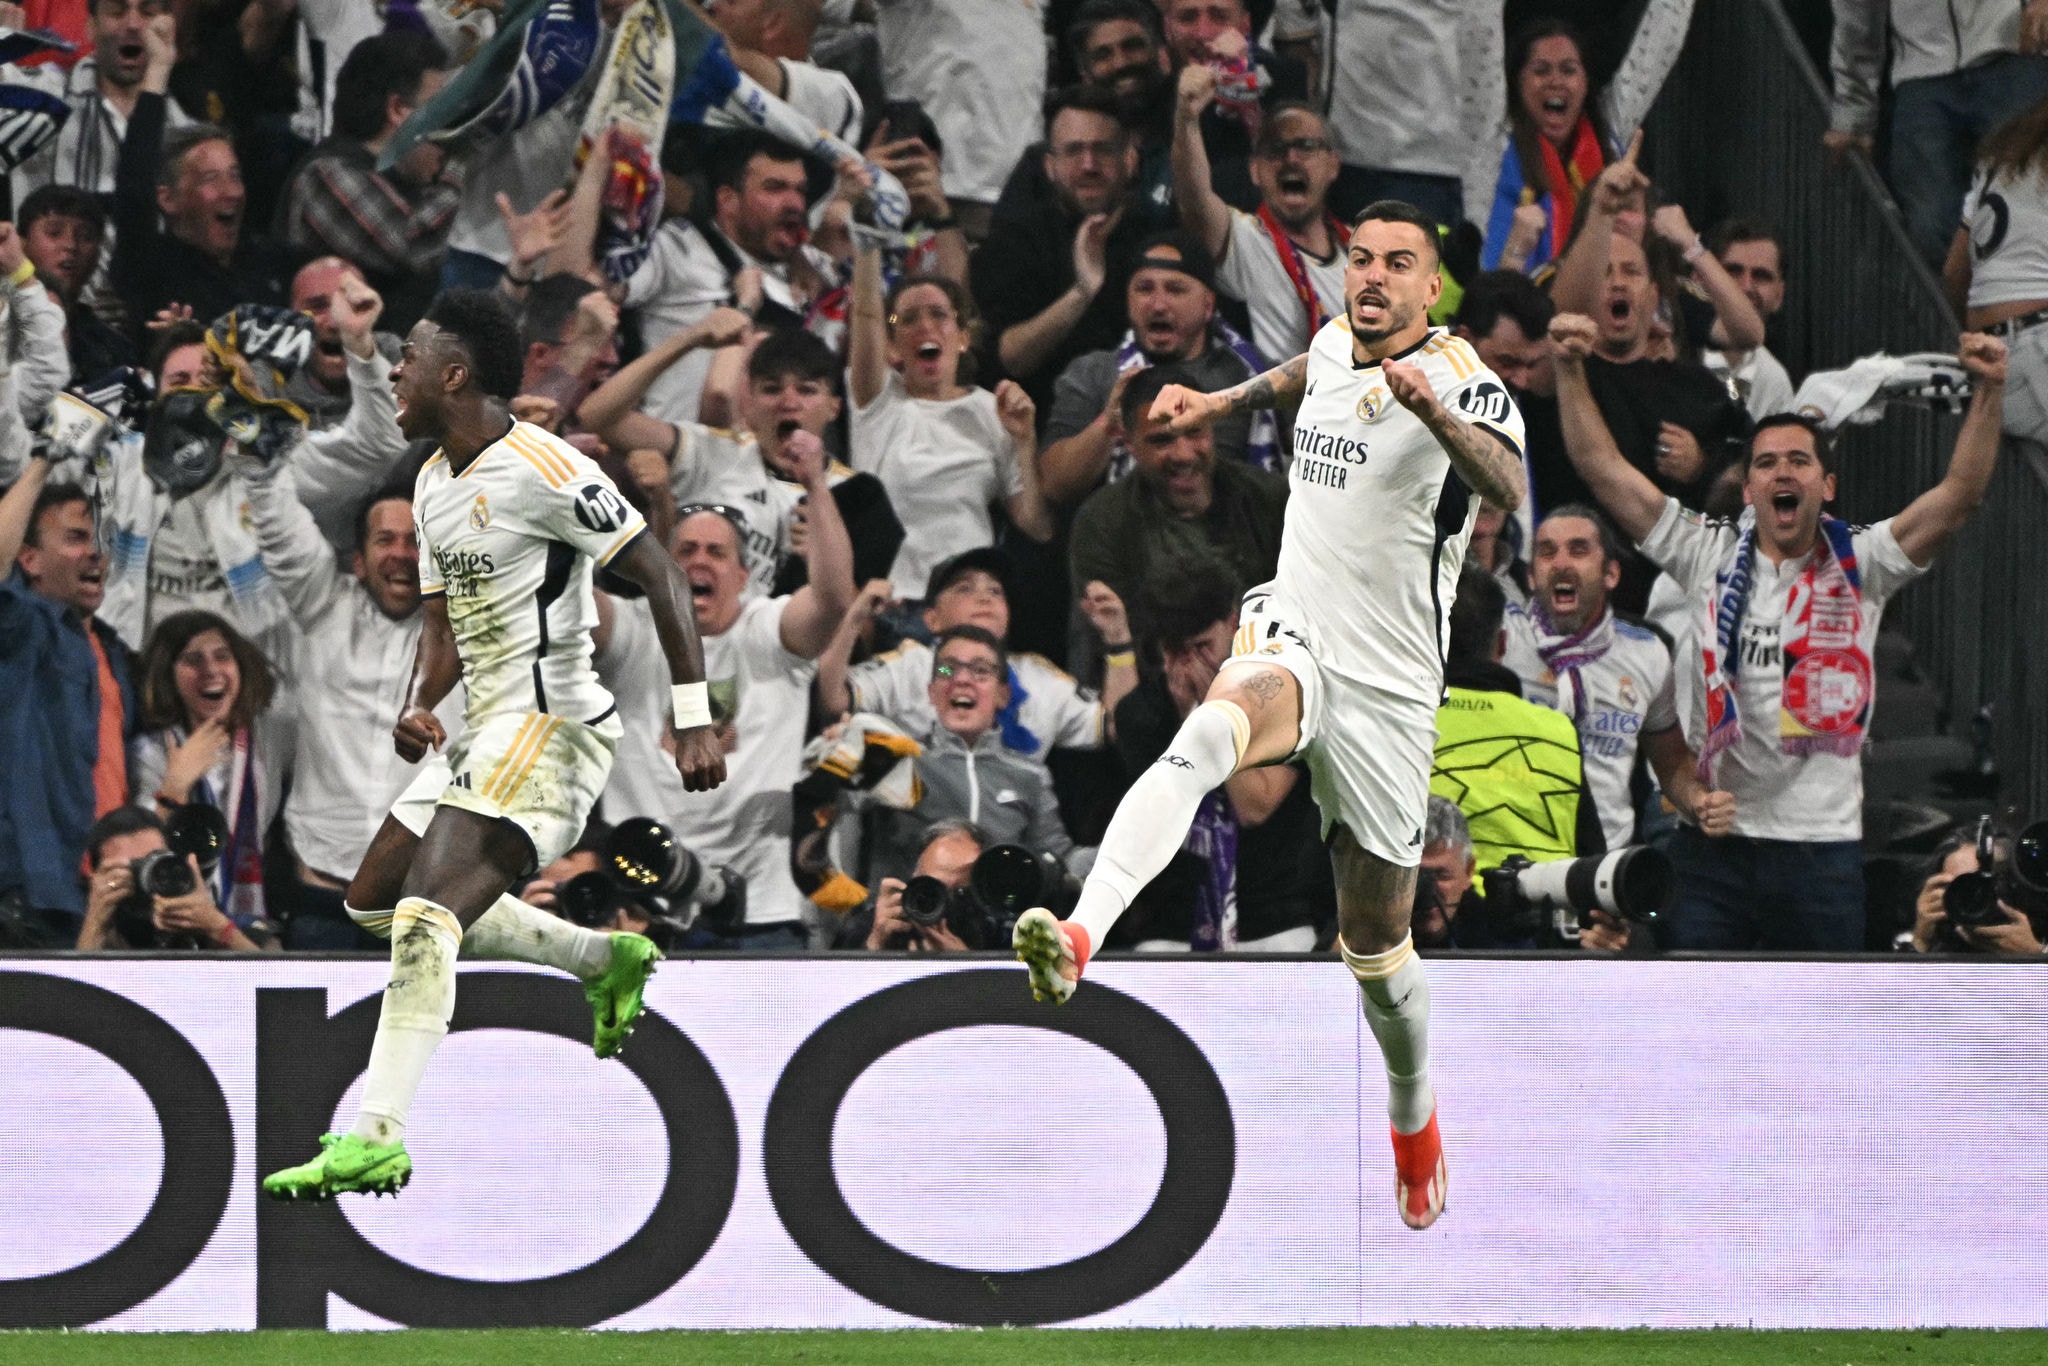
585, 932, 663, 1059
262, 1132, 412, 1200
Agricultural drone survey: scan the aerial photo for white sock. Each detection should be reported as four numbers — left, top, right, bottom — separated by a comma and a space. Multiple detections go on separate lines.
461, 894, 615, 979
1068, 700, 1248, 950
1341, 934, 1435, 1135
352, 898, 461, 1146
345, 902, 394, 939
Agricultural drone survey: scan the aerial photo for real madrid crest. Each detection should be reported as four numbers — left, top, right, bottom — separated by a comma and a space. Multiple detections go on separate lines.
470, 494, 490, 531
1357, 388, 1387, 422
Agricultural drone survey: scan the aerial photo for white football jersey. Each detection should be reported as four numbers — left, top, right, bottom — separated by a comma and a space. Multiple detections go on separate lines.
416, 421, 648, 727
1274, 323, 1526, 705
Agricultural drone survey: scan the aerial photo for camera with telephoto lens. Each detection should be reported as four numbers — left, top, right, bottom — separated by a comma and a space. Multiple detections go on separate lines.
1478, 846, 1675, 945
557, 817, 746, 943
1943, 816, 2048, 930
896, 845, 1078, 950
118, 805, 231, 946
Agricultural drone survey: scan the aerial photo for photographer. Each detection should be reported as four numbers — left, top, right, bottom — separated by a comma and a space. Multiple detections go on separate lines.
1907, 826, 2047, 957
838, 821, 982, 953
76, 808, 268, 951
1412, 796, 1636, 953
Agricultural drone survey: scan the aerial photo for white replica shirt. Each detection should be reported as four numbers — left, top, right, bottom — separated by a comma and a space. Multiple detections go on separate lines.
1216, 208, 1346, 365
667, 422, 797, 596
1637, 497, 1927, 842
1961, 160, 2048, 309
601, 595, 815, 927
1703, 345, 1796, 422
1327, 0, 1488, 178
847, 642, 1103, 757
1503, 606, 1679, 849
777, 59, 864, 147
848, 372, 1020, 598
625, 220, 841, 425
876, 0, 1047, 204
1278, 322, 1525, 704
415, 421, 646, 727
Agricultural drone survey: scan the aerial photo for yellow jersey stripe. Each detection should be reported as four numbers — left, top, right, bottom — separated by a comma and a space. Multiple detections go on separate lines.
506, 433, 576, 487
479, 716, 542, 802
597, 523, 646, 565
508, 428, 577, 483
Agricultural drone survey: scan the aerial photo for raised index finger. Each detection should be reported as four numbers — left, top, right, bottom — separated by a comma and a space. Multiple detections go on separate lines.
1619, 129, 1643, 166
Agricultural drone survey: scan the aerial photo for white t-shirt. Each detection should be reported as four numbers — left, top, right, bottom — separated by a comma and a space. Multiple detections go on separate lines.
1637, 497, 1927, 843
848, 372, 1021, 598
876, 0, 1047, 204
847, 642, 1103, 757
624, 220, 841, 425
1502, 606, 1679, 849
778, 58, 864, 147
446, 92, 591, 265
1326, 0, 1475, 177
667, 422, 798, 596
1216, 207, 1346, 366
1278, 323, 1525, 704
415, 422, 646, 727
1961, 160, 2048, 309
1702, 345, 1796, 422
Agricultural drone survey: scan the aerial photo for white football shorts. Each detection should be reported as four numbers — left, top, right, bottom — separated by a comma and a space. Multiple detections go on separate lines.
389, 710, 622, 871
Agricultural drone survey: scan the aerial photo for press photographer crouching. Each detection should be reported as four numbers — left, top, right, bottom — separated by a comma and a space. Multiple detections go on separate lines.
836, 821, 1079, 952
76, 807, 275, 950
521, 818, 747, 952
1905, 817, 2048, 957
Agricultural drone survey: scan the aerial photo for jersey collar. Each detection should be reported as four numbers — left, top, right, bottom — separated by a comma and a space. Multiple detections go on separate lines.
1350, 326, 1438, 371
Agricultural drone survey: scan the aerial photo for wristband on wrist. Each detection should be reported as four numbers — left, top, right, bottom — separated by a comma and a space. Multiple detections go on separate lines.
672, 681, 713, 729
1103, 649, 1137, 669
210, 918, 237, 948
6, 259, 35, 288
1682, 235, 1708, 264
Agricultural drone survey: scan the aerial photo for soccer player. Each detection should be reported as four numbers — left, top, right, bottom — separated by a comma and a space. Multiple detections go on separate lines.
263, 291, 726, 1201
1013, 202, 1529, 1230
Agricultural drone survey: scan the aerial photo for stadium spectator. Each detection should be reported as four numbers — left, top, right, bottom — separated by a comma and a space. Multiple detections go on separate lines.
864, 624, 1075, 883
1550, 313, 2009, 950
1948, 96, 2048, 448
1171, 59, 1344, 365
0, 217, 73, 428
1039, 231, 1267, 504
1068, 364, 1286, 615
74, 806, 268, 950
819, 546, 1132, 761
128, 609, 288, 930
1431, 566, 1603, 875
1465, 499, 1529, 609
1109, 554, 1332, 951
516, 836, 607, 919
1453, 269, 1550, 541
835, 818, 983, 952
619, 132, 845, 426
280, 29, 458, 335
516, 275, 621, 429
16, 185, 135, 380
285, 258, 396, 437
1410, 794, 1480, 948
873, 0, 1049, 239
707, 0, 865, 148
1829, 0, 2048, 266
1502, 504, 1733, 849
1906, 827, 2047, 955
1317, 0, 1475, 225
859, 108, 969, 289
1701, 219, 1795, 421
971, 85, 1151, 402
1473, 14, 1690, 274
1160, 0, 1311, 203
587, 323, 902, 595
597, 437, 854, 949
110, 17, 290, 332
0, 457, 137, 940
848, 231, 1053, 603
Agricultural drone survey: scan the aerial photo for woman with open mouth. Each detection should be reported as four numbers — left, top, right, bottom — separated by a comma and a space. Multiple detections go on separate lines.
128, 610, 289, 935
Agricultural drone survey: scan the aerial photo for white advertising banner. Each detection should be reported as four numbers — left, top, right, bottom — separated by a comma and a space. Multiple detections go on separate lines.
1, 956, 2045, 1331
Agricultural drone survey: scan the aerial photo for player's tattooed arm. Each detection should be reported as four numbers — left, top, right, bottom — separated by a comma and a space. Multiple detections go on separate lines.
1155, 352, 1309, 432
1381, 359, 1526, 511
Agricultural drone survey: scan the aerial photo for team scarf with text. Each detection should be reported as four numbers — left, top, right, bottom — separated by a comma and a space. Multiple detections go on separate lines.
1527, 602, 1615, 724
1699, 508, 1870, 782
1256, 202, 1345, 340
1108, 317, 1279, 481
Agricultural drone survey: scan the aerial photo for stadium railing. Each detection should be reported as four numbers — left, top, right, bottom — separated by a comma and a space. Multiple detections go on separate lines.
1642, 0, 2048, 821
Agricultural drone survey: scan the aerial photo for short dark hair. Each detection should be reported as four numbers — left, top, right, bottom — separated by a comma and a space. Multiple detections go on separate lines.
86, 806, 166, 871
1455, 268, 1554, 341
1136, 554, 1240, 654
1447, 565, 1507, 668
138, 610, 277, 732
1119, 362, 1198, 433
158, 123, 234, 189
148, 319, 207, 382
352, 484, 414, 556
1749, 412, 1834, 476
1043, 83, 1132, 136
332, 29, 448, 141
1706, 216, 1785, 262
1536, 503, 1625, 567
932, 623, 1008, 678
706, 130, 806, 195
16, 183, 105, 240
747, 327, 839, 388
519, 273, 600, 352
24, 482, 91, 550
1254, 101, 1327, 154
1351, 199, 1442, 266
1066, 0, 1160, 65
424, 288, 525, 400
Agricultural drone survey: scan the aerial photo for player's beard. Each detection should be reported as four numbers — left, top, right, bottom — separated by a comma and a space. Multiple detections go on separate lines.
1349, 293, 1415, 348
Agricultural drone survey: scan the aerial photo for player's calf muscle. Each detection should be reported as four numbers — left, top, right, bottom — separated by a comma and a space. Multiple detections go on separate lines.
1332, 831, 1416, 953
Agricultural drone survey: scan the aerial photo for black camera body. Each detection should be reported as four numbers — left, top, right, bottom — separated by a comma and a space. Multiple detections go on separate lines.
1943, 816, 2048, 930
557, 817, 745, 945
896, 844, 1077, 950
1478, 846, 1674, 946
117, 804, 231, 947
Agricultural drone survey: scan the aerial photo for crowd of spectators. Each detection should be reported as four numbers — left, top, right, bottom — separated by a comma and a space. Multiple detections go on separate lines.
0, 0, 2042, 961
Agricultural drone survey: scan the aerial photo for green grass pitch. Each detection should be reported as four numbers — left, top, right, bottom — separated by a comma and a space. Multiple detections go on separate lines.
3, 1329, 2045, 1365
